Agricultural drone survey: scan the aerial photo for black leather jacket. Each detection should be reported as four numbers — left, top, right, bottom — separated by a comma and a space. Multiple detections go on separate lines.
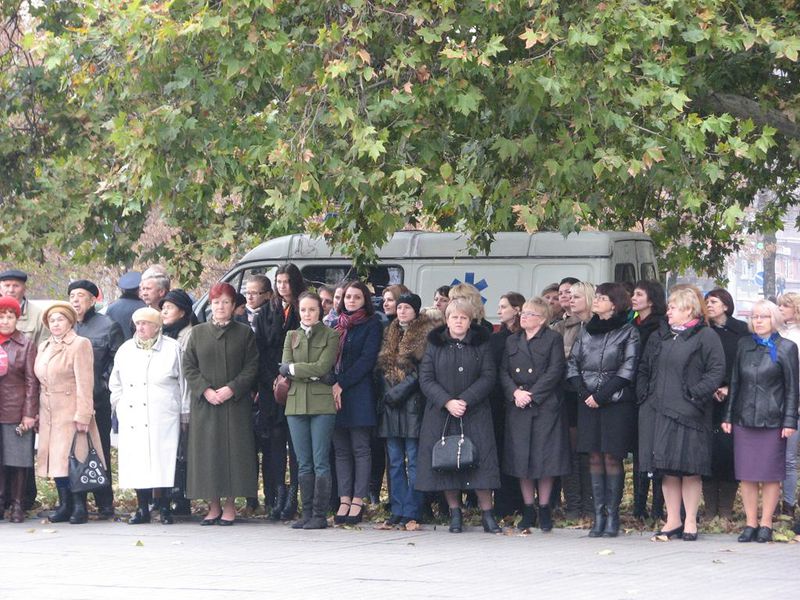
724, 336, 800, 429
74, 307, 125, 406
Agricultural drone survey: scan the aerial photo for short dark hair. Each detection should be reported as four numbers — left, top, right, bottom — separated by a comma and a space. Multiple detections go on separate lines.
318, 284, 334, 297
541, 283, 559, 295
595, 282, 631, 314
560, 277, 580, 286
298, 291, 323, 316
337, 280, 376, 316
247, 274, 272, 293
706, 288, 735, 317
634, 280, 667, 316
435, 285, 451, 298
275, 263, 307, 302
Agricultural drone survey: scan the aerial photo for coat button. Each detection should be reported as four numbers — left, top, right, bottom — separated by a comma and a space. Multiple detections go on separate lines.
515, 368, 520, 373
528, 368, 533, 373
458, 367, 464, 372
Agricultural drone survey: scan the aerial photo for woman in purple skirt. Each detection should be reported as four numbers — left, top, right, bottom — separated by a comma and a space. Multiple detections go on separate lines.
722, 300, 799, 543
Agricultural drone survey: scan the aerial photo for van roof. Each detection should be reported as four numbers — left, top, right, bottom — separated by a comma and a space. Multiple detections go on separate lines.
238, 231, 653, 264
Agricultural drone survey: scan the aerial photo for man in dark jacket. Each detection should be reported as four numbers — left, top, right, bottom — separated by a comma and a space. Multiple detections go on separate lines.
69, 279, 125, 517
105, 271, 145, 341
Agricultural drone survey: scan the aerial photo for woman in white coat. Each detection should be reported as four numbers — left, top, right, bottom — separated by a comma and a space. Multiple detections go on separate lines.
110, 307, 190, 524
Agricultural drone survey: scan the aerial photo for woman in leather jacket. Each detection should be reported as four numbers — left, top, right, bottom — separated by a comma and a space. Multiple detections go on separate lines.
567, 282, 640, 538
723, 300, 799, 543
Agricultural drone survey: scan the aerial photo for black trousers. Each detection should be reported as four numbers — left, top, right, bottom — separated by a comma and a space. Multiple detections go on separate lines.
261, 423, 298, 504
91, 400, 114, 509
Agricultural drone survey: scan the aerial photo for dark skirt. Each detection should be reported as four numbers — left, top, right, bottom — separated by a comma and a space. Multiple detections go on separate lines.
577, 400, 635, 458
503, 403, 571, 480
651, 414, 711, 477
564, 390, 579, 428
733, 425, 786, 482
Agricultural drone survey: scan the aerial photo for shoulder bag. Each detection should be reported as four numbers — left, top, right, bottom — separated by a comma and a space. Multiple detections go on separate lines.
68, 431, 110, 493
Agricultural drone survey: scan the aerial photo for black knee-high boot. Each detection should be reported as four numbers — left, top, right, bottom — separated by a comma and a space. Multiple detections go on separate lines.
588, 474, 606, 537
129, 489, 152, 524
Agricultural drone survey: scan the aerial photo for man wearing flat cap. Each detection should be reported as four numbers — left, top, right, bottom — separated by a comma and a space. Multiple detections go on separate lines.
69, 279, 125, 518
0, 269, 48, 347
106, 271, 146, 341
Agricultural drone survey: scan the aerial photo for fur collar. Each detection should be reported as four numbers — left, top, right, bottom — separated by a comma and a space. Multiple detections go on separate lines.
377, 315, 435, 384
427, 322, 491, 347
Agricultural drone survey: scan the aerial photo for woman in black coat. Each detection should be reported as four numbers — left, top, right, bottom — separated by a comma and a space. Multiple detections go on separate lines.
631, 280, 667, 521
704, 288, 750, 519
331, 280, 383, 525
253, 264, 305, 520
416, 298, 502, 534
500, 297, 569, 532
638, 288, 725, 541
567, 282, 640, 538
723, 300, 799, 543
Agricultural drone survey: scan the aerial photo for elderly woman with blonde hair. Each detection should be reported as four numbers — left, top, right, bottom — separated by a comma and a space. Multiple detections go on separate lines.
723, 299, 799, 542
637, 288, 725, 541
35, 301, 101, 525
110, 307, 190, 525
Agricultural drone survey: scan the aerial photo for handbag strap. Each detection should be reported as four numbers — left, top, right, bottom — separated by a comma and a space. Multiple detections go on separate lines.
440, 415, 465, 441
69, 430, 95, 458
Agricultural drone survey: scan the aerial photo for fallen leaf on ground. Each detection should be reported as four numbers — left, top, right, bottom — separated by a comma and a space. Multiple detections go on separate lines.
26, 529, 36, 533
41, 529, 57, 534
597, 549, 614, 555
405, 520, 420, 531
374, 522, 394, 530
135, 540, 144, 547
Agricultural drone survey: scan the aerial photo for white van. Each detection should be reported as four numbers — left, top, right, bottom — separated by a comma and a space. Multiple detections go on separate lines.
196, 230, 659, 323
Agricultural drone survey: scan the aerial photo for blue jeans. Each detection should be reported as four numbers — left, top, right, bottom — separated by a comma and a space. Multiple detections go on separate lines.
386, 437, 423, 520
287, 415, 336, 477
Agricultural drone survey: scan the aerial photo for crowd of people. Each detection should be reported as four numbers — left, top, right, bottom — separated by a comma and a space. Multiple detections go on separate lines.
1, 265, 799, 544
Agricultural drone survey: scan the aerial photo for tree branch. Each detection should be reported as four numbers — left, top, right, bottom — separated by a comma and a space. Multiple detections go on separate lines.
692, 92, 800, 141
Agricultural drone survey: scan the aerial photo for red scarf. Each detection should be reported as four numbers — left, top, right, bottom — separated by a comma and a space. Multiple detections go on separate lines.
0, 332, 11, 346
334, 308, 370, 370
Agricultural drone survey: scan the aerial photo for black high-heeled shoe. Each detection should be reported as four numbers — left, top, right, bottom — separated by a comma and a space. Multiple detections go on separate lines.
448, 507, 463, 533
345, 502, 364, 525
650, 524, 683, 541
737, 526, 757, 543
333, 502, 350, 525
682, 531, 698, 541
755, 526, 772, 543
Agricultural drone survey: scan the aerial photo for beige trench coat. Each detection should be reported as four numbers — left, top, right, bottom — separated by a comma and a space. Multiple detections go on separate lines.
35, 329, 103, 478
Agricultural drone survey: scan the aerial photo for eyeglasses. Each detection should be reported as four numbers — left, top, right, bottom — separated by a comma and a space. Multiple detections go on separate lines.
751, 314, 771, 320
520, 312, 543, 318
244, 291, 267, 297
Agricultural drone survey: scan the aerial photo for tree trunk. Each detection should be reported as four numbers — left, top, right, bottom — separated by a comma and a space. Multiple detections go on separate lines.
762, 231, 777, 301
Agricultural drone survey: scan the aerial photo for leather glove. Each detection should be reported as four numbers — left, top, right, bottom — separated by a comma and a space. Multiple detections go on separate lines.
278, 363, 291, 377
319, 371, 336, 386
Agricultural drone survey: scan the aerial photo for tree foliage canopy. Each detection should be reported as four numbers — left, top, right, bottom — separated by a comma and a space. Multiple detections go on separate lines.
1, 0, 799, 284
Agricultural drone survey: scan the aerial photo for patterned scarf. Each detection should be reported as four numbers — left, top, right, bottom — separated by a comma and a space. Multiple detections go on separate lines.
753, 332, 780, 363
670, 317, 700, 334
334, 308, 369, 370
135, 333, 159, 351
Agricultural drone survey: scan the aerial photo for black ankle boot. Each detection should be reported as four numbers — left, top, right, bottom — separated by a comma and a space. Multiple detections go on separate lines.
281, 483, 299, 520
270, 485, 287, 521
69, 493, 88, 524
49, 487, 73, 523
603, 473, 624, 537
538, 504, 553, 532
448, 507, 463, 533
518, 504, 536, 530
588, 474, 606, 538
159, 503, 174, 525
481, 510, 502, 533
129, 489, 152, 524
128, 508, 151, 524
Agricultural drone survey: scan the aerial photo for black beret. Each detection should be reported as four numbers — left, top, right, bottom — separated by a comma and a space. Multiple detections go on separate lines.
159, 289, 194, 314
397, 293, 422, 316
68, 279, 100, 298
0, 269, 28, 283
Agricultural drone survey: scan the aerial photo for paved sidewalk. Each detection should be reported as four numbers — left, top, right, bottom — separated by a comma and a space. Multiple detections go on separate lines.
0, 518, 797, 599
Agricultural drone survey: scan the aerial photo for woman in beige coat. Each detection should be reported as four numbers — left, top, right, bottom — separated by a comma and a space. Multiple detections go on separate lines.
35, 302, 102, 525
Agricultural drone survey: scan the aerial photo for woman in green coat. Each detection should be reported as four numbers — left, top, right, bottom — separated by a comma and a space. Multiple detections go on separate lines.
281, 292, 340, 529
183, 282, 259, 525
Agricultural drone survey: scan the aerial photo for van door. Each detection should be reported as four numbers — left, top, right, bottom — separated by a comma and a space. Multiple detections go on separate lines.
415, 263, 522, 314
636, 240, 659, 282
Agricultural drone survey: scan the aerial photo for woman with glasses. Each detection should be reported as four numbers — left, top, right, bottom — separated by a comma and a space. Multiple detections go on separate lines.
501, 297, 569, 532
567, 283, 640, 538
723, 300, 799, 542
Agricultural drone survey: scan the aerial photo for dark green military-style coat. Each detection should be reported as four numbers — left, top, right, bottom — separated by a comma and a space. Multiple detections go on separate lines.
183, 321, 259, 499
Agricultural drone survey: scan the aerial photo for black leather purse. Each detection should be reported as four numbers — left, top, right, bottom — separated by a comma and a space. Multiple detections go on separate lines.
68, 431, 110, 493
431, 416, 478, 472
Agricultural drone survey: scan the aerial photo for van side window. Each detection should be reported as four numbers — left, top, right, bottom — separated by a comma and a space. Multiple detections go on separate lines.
614, 263, 636, 284
301, 265, 404, 297
640, 263, 657, 282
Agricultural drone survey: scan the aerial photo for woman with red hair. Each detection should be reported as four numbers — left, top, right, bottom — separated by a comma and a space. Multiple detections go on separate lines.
183, 283, 260, 525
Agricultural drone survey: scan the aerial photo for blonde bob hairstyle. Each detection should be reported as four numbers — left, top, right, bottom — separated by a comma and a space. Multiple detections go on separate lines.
445, 297, 476, 321
778, 291, 800, 318
522, 297, 552, 323
569, 281, 595, 308
448, 283, 485, 321
667, 288, 704, 321
748, 299, 783, 334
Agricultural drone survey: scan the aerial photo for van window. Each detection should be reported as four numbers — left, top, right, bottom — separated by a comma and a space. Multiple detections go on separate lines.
614, 263, 636, 283
300, 264, 404, 297
640, 263, 657, 282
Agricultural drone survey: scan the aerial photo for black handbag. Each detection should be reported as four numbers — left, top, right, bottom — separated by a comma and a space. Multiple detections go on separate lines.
431, 416, 478, 472
68, 431, 110, 493
171, 428, 189, 500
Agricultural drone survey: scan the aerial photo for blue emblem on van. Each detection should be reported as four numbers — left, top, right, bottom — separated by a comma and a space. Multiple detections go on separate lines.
451, 272, 488, 304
